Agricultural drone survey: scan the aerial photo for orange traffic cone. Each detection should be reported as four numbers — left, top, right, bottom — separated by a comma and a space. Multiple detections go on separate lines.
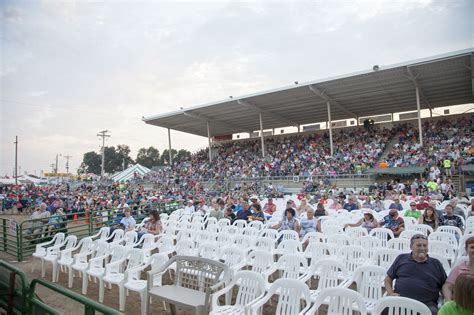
85, 213, 89, 224
72, 213, 79, 224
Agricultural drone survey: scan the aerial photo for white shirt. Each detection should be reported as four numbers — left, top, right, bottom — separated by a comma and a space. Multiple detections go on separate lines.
184, 205, 195, 215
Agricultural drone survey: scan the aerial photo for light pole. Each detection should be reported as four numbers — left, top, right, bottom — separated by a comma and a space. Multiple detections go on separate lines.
97, 130, 111, 179
63, 155, 72, 174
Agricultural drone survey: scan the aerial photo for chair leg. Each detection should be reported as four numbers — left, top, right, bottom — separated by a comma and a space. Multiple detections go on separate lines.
119, 285, 125, 311
140, 290, 147, 315
52, 262, 58, 282
99, 279, 104, 303
82, 272, 88, 295
68, 267, 74, 288
41, 260, 45, 278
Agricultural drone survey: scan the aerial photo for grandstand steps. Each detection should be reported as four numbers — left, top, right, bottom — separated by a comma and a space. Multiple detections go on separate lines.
377, 134, 400, 163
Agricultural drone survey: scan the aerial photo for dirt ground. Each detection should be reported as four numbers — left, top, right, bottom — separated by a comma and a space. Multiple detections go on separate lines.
0, 213, 330, 315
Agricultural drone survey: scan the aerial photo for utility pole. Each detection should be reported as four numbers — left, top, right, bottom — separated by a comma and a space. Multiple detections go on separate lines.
64, 155, 72, 174
97, 130, 111, 179
55, 154, 61, 174
50, 163, 55, 173
14, 136, 18, 185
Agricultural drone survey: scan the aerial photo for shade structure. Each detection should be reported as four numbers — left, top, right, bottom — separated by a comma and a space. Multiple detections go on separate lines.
112, 164, 151, 182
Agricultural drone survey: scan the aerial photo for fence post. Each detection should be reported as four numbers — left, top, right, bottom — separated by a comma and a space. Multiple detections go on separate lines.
17, 223, 23, 262
88, 210, 93, 236
2, 218, 6, 252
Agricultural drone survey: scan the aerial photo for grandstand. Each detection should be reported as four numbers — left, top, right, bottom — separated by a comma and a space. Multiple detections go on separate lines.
143, 49, 474, 192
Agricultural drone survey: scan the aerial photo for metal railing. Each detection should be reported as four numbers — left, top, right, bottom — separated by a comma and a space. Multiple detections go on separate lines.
0, 260, 122, 315
1, 203, 180, 262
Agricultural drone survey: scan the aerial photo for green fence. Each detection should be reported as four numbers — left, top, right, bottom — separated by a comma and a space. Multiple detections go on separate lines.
1, 204, 179, 262
0, 260, 122, 315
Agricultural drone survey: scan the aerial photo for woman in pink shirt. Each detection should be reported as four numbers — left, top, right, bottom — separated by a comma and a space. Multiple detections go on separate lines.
442, 236, 474, 300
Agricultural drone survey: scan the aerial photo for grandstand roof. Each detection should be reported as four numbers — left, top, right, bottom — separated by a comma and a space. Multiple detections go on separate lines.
143, 48, 474, 137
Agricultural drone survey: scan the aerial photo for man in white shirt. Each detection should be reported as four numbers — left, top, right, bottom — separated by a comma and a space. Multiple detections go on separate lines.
26, 203, 51, 239
184, 199, 195, 215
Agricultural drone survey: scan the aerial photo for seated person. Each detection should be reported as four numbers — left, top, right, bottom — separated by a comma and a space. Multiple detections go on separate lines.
439, 204, 464, 232
249, 204, 265, 222
271, 208, 300, 234
388, 198, 404, 211
385, 234, 447, 315
379, 209, 404, 237
418, 206, 439, 231
223, 207, 235, 221
344, 209, 378, 233
343, 196, 359, 212
120, 207, 136, 232
208, 198, 225, 220
25, 203, 51, 240
46, 207, 67, 235
262, 198, 276, 215
442, 236, 474, 301
404, 202, 422, 219
438, 273, 474, 315
138, 210, 162, 239
235, 201, 252, 222
300, 207, 318, 239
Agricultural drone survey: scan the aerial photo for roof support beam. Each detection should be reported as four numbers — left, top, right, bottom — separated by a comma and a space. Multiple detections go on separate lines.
182, 110, 251, 133
406, 67, 433, 111
470, 54, 474, 99
308, 85, 358, 119
237, 100, 299, 127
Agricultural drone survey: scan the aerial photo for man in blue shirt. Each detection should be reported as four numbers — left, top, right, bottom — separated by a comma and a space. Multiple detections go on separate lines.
235, 201, 252, 222
380, 209, 405, 237
343, 196, 359, 212
385, 234, 447, 315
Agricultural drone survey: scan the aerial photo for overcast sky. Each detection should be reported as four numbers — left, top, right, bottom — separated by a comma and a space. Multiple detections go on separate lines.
0, 0, 472, 176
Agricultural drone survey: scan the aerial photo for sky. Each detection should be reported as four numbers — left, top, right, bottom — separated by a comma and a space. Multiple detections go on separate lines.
0, 0, 472, 176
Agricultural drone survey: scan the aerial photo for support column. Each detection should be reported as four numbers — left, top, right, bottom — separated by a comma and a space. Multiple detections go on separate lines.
327, 101, 334, 156
167, 128, 173, 166
415, 86, 423, 147
259, 112, 265, 158
207, 121, 212, 163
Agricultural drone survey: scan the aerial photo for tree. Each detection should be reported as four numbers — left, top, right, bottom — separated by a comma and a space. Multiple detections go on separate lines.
78, 151, 101, 175
136, 146, 160, 168
176, 149, 191, 162
159, 148, 192, 166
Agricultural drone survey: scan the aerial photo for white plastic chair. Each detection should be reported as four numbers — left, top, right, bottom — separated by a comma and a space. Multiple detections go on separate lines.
106, 229, 125, 246
32, 232, 65, 272
42, 235, 77, 282
216, 233, 234, 248
428, 240, 456, 261
198, 243, 221, 260
218, 218, 231, 228
437, 226, 463, 240
57, 236, 94, 288
220, 246, 247, 274
345, 227, 368, 244
233, 219, 247, 229
356, 235, 382, 260
233, 234, 253, 251
243, 226, 260, 238
77, 240, 110, 294
369, 228, 394, 248
387, 238, 411, 253
102, 248, 144, 311
372, 248, 402, 269
122, 230, 139, 248
307, 287, 368, 315
275, 254, 310, 283
278, 230, 299, 241
429, 231, 458, 248
248, 278, 312, 315
301, 231, 326, 245
309, 259, 349, 302
90, 227, 110, 244
210, 270, 266, 315
429, 253, 451, 274
412, 224, 434, 236
205, 217, 218, 226
275, 239, 303, 256
156, 235, 175, 257
342, 264, 386, 313
248, 220, 264, 230
337, 246, 368, 277
304, 242, 332, 269
86, 245, 127, 297
222, 225, 240, 235
373, 296, 432, 315
205, 224, 220, 234
175, 239, 197, 256
252, 237, 276, 254
399, 230, 421, 240
246, 250, 276, 285
259, 228, 280, 241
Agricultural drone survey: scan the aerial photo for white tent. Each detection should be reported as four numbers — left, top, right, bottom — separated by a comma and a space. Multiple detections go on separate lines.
112, 164, 151, 182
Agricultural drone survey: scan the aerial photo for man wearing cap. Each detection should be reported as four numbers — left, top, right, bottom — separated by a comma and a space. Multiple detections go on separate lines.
379, 209, 404, 237
385, 234, 447, 315
342, 196, 359, 212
